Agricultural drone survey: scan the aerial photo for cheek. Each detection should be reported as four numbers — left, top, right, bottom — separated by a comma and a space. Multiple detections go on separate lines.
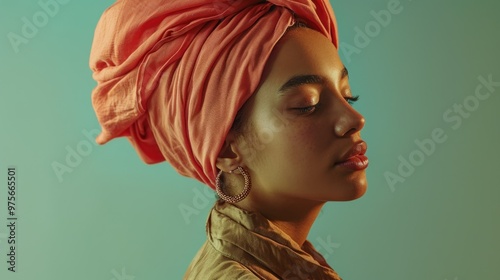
254, 117, 327, 168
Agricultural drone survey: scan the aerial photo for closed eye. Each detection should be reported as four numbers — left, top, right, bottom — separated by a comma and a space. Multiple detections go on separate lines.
293, 104, 318, 114
345, 95, 359, 105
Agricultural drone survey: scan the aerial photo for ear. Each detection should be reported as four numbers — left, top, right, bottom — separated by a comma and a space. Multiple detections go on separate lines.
216, 130, 242, 172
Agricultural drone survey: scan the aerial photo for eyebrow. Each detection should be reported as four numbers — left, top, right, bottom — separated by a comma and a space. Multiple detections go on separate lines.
278, 66, 349, 94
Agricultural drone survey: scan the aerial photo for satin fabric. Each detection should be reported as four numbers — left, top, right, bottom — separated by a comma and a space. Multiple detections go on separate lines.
185, 200, 343, 279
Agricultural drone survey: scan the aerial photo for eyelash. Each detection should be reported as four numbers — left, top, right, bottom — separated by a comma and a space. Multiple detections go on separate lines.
346, 95, 360, 105
294, 95, 360, 114
295, 105, 317, 114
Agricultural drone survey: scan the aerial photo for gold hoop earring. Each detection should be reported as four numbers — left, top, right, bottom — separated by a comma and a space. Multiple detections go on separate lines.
215, 166, 251, 203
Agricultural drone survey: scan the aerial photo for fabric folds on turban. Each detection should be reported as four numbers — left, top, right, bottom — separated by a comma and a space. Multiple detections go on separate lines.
89, 0, 338, 189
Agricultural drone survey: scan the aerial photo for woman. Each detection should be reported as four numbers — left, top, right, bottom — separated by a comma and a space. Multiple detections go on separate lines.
90, 0, 368, 279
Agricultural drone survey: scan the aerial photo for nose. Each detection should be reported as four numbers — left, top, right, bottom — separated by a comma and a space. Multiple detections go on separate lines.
333, 102, 365, 137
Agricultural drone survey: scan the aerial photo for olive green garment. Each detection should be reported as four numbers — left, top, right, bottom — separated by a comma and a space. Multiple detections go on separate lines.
184, 200, 343, 280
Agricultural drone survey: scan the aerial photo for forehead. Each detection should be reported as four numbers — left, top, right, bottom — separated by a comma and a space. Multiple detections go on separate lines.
259, 27, 343, 89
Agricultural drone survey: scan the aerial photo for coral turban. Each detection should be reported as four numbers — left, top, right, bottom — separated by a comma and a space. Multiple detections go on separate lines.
89, 0, 338, 189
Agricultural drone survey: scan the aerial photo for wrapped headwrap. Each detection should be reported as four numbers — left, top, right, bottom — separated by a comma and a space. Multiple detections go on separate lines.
90, 0, 338, 189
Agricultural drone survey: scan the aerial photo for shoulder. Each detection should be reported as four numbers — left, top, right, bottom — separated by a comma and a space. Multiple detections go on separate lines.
184, 241, 261, 280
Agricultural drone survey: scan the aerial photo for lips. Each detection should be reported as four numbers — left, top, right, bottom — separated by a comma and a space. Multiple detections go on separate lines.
335, 141, 369, 171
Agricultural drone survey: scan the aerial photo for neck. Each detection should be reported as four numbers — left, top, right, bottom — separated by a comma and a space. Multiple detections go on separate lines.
238, 195, 325, 247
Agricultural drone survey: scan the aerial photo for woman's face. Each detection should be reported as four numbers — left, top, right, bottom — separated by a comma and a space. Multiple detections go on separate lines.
230, 27, 368, 203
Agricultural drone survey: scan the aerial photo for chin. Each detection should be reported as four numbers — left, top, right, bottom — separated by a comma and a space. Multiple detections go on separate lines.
335, 176, 368, 201
349, 184, 367, 200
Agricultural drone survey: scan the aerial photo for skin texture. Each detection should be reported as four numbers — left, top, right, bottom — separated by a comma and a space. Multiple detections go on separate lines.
216, 27, 367, 247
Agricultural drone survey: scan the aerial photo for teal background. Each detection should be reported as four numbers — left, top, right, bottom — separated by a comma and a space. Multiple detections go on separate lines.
0, 0, 499, 279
